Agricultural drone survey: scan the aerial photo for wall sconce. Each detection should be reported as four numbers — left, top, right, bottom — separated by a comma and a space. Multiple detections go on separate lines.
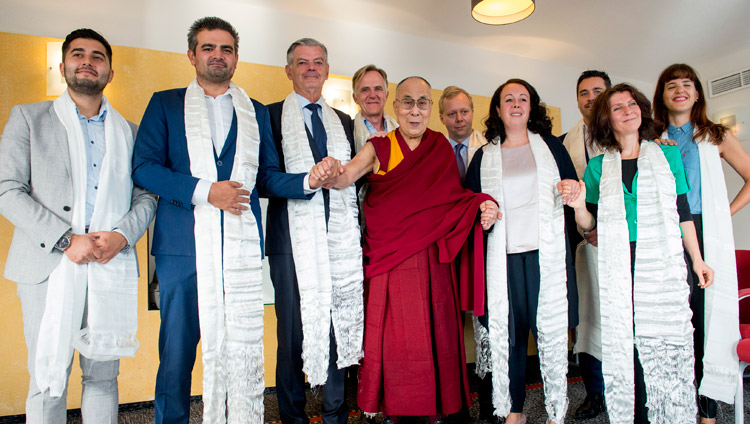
471, 0, 535, 25
47, 41, 66, 96
322, 76, 358, 118
715, 106, 748, 141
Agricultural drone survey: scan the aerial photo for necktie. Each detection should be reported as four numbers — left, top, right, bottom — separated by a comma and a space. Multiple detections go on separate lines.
305, 103, 327, 157
455, 143, 467, 181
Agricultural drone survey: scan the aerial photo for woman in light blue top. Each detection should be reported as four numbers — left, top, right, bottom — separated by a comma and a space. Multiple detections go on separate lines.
653, 63, 750, 424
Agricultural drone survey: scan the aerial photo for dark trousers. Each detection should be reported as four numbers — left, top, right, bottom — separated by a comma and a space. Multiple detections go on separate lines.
579, 352, 604, 395
269, 254, 348, 424
684, 215, 717, 418
507, 250, 541, 413
154, 255, 201, 424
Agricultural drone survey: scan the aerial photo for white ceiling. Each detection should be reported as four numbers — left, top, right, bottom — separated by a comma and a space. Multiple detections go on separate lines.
254, 0, 750, 82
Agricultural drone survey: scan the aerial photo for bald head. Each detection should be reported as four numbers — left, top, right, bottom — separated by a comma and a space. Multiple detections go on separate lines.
395, 76, 431, 98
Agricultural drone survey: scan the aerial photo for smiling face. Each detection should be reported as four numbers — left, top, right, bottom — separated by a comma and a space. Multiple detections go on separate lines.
662, 77, 699, 116
608, 91, 642, 139
354, 70, 387, 120
577, 76, 607, 123
59, 37, 113, 96
440, 92, 474, 142
496, 83, 530, 131
187, 29, 238, 84
285, 45, 329, 97
394, 77, 432, 140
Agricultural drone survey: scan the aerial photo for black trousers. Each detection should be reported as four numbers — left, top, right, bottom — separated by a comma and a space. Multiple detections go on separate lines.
269, 254, 348, 424
506, 250, 541, 413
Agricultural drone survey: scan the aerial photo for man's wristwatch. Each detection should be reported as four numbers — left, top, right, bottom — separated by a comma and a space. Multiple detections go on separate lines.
54, 230, 74, 252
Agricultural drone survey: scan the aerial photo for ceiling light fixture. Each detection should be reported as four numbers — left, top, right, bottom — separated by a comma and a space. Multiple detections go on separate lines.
471, 0, 535, 25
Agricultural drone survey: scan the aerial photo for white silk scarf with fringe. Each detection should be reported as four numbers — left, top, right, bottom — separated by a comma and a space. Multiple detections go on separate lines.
479, 133, 569, 422
661, 131, 741, 403
280, 92, 363, 386
186, 80, 264, 423
598, 142, 695, 424
37, 91, 139, 397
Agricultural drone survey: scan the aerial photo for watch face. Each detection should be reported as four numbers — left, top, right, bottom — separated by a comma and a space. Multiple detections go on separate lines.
56, 235, 71, 250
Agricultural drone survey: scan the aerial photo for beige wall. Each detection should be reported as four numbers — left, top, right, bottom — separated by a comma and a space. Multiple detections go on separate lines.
0, 31, 560, 416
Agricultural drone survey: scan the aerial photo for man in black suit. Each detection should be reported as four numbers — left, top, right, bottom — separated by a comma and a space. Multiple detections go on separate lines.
264, 37, 360, 424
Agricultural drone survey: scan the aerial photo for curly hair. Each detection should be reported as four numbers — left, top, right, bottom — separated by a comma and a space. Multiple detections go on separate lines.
653, 63, 726, 145
483, 78, 552, 144
588, 83, 661, 152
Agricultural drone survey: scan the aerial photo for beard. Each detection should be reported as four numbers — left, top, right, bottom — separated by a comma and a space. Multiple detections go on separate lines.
199, 65, 235, 84
65, 69, 108, 96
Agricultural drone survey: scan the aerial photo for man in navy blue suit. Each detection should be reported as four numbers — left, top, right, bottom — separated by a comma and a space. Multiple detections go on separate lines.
265, 38, 362, 424
132, 18, 323, 424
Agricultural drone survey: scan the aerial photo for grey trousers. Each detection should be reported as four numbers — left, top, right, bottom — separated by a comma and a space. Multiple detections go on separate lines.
17, 280, 119, 424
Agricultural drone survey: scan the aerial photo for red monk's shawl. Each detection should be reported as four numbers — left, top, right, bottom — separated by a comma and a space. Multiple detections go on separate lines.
363, 128, 493, 282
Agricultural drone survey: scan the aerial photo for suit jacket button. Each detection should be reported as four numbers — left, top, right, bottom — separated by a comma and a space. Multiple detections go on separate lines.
40, 243, 45, 248
63, 206, 71, 211
217, 160, 223, 166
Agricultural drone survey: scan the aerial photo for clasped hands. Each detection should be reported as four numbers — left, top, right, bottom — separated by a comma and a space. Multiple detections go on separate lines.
309, 156, 343, 189
65, 231, 127, 265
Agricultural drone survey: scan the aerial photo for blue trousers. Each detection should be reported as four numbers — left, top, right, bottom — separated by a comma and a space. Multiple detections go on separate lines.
154, 255, 201, 424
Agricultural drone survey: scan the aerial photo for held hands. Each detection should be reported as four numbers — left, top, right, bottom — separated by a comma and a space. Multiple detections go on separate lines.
583, 228, 598, 247
557, 179, 581, 205
88, 231, 128, 264
65, 234, 101, 264
65, 232, 129, 265
479, 200, 502, 231
208, 180, 250, 215
309, 157, 342, 189
693, 259, 714, 289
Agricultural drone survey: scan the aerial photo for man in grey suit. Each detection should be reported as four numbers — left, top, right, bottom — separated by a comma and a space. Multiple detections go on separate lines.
0, 29, 155, 423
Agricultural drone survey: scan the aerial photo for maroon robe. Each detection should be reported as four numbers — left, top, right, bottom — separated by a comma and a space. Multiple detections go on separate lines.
357, 128, 493, 416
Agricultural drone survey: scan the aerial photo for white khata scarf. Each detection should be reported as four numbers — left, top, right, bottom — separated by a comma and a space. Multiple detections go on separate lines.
660, 130, 740, 402
478, 133, 569, 422
185, 80, 264, 423
280, 92, 364, 386
353, 110, 398, 153
565, 120, 604, 361
598, 142, 694, 424
36, 90, 138, 397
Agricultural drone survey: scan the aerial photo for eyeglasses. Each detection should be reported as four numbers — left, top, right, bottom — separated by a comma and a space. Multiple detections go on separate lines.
397, 98, 432, 111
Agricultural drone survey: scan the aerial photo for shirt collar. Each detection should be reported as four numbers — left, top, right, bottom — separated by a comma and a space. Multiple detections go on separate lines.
448, 132, 471, 149
668, 121, 694, 134
295, 93, 325, 109
75, 101, 108, 122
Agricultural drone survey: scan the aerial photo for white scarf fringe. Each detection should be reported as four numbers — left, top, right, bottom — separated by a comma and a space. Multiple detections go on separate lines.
35, 91, 138, 397
480, 133, 568, 422
186, 80, 264, 423
280, 93, 363, 386
598, 142, 695, 423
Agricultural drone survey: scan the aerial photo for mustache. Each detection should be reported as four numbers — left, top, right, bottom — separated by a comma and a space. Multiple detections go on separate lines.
208, 59, 227, 66
75, 65, 98, 76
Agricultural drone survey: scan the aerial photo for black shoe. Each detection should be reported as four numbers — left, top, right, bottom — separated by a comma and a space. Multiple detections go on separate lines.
574, 392, 606, 420
382, 418, 397, 424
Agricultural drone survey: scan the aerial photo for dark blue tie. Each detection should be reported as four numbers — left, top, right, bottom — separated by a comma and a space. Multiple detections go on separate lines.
455, 143, 467, 181
305, 103, 327, 157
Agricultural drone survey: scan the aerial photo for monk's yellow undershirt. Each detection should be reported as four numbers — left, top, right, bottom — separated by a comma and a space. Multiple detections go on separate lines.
376, 131, 404, 175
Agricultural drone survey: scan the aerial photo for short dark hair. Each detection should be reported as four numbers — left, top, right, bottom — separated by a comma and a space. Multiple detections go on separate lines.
576, 70, 611, 94
188, 17, 239, 53
484, 78, 552, 143
589, 83, 661, 152
62, 29, 112, 65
